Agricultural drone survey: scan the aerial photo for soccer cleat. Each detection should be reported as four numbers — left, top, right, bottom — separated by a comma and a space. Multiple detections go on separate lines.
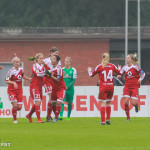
13, 120, 18, 124
46, 116, 53, 122
52, 118, 57, 123
59, 116, 63, 120
125, 118, 130, 121
100, 122, 105, 125
26, 115, 33, 123
135, 105, 139, 113
37, 120, 45, 123
106, 120, 111, 125
66, 117, 70, 121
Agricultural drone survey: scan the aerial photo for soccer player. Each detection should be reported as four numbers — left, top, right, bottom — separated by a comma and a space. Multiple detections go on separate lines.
88, 53, 121, 125
47, 55, 66, 123
60, 57, 77, 120
26, 53, 47, 123
5, 55, 32, 123
43, 47, 61, 122
118, 54, 145, 121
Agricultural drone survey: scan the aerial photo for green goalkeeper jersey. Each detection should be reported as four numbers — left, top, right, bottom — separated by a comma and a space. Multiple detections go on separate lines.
63, 67, 77, 90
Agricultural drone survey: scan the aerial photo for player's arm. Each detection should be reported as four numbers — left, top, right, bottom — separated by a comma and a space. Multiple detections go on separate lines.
51, 67, 63, 82
66, 68, 77, 89
88, 65, 101, 77
137, 66, 145, 83
23, 74, 32, 82
5, 76, 18, 89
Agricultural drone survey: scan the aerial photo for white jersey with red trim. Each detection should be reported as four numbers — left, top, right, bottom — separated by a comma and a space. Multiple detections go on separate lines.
88, 63, 121, 87
51, 65, 66, 91
43, 57, 61, 83
31, 63, 45, 87
120, 64, 145, 88
5, 67, 24, 92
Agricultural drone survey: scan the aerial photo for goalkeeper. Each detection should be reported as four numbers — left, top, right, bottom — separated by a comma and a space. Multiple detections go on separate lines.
60, 57, 77, 120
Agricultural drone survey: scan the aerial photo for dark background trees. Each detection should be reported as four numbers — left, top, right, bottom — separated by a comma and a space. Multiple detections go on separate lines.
0, 0, 149, 27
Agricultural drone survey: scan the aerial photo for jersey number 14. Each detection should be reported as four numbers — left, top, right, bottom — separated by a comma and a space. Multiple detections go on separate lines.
102, 70, 113, 82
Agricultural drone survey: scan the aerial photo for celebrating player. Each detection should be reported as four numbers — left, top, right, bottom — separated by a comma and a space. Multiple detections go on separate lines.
43, 47, 61, 122
118, 54, 145, 121
60, 57, 77, 120
26, 53, 47, 123
88, 53, 121, 125
5, 55, 31, 123
47, 55, 66, 123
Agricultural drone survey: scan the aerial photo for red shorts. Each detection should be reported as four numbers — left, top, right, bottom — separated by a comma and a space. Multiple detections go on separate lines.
98, 85, 114, 101
30, 86, 42, 101
51, 89, 66, 103
44, 82, 52, 94
8, 90, 23, 104
123, 87, 139, 100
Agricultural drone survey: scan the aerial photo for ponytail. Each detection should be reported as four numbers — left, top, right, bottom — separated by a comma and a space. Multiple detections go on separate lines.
129, 53, 138, 65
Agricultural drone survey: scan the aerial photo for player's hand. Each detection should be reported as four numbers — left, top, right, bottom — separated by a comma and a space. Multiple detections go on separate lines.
137, 79, 142, 84
118, 65, 121, 70
45, 70, 52, 77
117, 75, 122, 79
87, 67, 92, 72
14, 83, 18, 89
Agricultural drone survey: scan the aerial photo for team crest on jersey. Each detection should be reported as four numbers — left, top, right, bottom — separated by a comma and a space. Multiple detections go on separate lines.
127, 71, 132, 76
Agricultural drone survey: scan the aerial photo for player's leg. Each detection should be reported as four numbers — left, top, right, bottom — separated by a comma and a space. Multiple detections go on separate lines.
60, 94, 66, 120
66, 91, 74, 120
44, 83, 53, 122
106, 89, 114, 125
12, 101, 18, 123
26, 87, 35, 122
8, 93, 18, 123
16, 91, 23, 111
53, 90, 66, 122
123, 87, 131, 121
99, 89, 107, 125
131, 88, 139, 113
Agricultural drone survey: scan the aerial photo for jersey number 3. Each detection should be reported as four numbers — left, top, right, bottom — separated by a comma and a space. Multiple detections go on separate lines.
102, 70, 113, 82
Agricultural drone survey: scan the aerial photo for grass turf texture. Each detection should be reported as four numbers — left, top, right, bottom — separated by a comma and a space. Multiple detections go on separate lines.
0, 117, 150, 150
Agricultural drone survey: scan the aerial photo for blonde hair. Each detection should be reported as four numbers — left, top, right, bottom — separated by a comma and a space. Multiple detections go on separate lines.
65, 56, 71, 62
12, 53, 20, 63
101, 53, 109, 67
35, 53, 44, 62
129, 53, 138, 65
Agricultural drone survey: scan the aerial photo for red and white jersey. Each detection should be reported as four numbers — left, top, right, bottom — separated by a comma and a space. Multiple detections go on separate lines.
120, 64, 145, 88
51, 65, 66, 91
88, 63, 121, 88
5, 67, 24, 92
31, 63, 45, 87
43, 57, 61, 84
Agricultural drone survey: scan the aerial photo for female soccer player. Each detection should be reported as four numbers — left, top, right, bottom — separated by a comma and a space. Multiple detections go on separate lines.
43, 47, 61, 122
60, 57, 77, 120
5, 55, 31, 123
118, 54, 145, 121
88, 53, 121, 125
47, 55, 66, 123
26, 53, 47, 123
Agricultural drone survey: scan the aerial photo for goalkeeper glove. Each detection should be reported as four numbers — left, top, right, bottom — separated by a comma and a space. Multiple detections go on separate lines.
45, 70, 52, 77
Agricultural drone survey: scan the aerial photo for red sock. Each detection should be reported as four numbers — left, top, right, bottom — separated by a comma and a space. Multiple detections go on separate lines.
47, 102, 52, 117
12, 107, 17, 121
100, 107, 105, 123
106, 106, 111, 120
35, 105, 41, 121
28, 105, 35, 117
125, 104, 130, 119
52, 105, 56, 114
55, 105, 61, 119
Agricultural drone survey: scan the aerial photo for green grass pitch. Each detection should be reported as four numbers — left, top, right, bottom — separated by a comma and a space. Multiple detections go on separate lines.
0, 117, 150, 150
